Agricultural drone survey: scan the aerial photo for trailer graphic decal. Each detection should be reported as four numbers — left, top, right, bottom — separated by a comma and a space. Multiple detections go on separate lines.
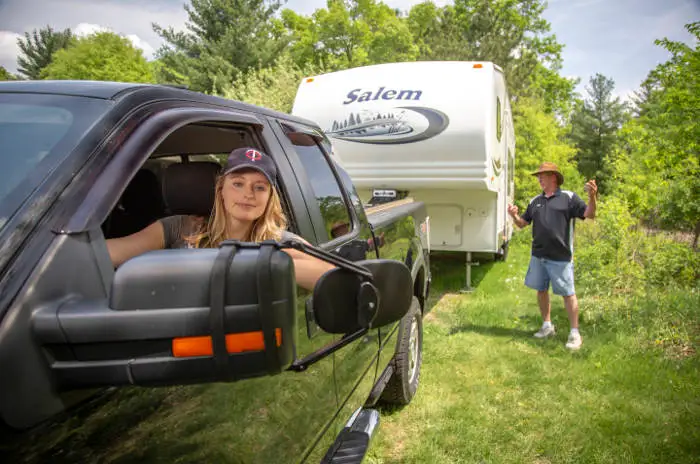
326, 106, 449, 145
492, 158, 503, 176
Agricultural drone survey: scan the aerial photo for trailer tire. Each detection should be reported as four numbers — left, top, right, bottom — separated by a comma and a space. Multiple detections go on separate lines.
380, 297, 423, 405
495, 240, 509, 261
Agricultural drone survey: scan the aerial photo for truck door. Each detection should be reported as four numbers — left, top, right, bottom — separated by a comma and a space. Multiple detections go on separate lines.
269, 119, 380, 443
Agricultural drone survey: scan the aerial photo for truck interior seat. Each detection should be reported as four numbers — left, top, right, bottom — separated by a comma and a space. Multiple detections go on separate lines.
107, 168, 165, 238
162, 161, 221, 217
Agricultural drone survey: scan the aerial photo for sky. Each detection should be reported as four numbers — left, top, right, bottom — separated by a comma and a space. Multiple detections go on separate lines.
0, 0, 698, 99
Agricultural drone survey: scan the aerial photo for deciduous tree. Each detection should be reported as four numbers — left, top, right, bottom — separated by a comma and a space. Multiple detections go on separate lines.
41, 32, 154, 83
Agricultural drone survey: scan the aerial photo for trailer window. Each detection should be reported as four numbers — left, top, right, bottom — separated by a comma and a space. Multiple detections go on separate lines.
496, 97, 502, 142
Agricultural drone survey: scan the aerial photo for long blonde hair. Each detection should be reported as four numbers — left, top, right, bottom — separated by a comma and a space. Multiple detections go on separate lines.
186, 173, 288, 248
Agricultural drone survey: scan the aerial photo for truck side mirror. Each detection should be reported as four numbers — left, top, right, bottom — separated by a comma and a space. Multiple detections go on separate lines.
312, 259, 413, 334
32, 243, 297, 390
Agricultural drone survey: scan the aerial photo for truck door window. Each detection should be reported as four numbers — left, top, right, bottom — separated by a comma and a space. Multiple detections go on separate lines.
283, 130, 352, 243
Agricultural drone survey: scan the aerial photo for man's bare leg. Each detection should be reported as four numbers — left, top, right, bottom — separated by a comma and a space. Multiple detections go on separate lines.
538, 290, 551, 322
563, 294, 579, 329
534, 290, 555, 338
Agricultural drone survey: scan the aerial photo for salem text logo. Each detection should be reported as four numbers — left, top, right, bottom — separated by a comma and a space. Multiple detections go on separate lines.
343, 87, 422, 105
326, 106, 449, 145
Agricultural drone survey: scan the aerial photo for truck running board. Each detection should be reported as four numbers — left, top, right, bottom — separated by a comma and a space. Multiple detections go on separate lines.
321, 408, 380, 463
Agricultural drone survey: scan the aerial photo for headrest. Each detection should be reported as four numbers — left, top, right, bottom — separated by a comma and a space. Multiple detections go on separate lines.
163, 162, 221, 217
122, 169, 162, 211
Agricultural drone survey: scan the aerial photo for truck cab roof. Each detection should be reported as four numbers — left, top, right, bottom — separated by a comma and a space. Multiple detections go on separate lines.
0, 80, 319, 128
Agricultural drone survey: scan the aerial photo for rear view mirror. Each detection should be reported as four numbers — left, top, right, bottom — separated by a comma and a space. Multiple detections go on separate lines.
312, 259, 413, 334
33, 242, 297, 390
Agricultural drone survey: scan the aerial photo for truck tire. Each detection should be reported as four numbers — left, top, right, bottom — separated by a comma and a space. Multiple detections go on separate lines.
380, 297, 423, 405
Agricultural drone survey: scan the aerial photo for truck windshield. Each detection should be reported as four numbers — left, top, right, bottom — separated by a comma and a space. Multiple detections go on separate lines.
0, 93, 110, 232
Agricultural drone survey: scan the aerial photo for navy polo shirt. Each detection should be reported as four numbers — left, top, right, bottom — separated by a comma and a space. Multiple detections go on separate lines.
521, 189, 587, 262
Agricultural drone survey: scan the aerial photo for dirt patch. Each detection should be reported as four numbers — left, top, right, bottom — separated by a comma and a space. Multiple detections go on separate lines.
533, 457, 552, 464
424, 293, 465, 327
664, 342, 696, 360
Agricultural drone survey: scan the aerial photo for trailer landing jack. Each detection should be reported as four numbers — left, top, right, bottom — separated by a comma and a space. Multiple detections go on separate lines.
460, 252, 480, 293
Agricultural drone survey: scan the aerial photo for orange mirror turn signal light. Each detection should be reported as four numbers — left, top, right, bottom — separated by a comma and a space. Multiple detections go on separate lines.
305, 78, 314, 83
172, 329, 282, 358
473, 63, 483, 69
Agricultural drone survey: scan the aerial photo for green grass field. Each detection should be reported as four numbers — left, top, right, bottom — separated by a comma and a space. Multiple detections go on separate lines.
367, 236, 700, 464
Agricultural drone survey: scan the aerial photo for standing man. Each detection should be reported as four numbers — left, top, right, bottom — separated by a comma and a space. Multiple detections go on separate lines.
507, 163, 597, 350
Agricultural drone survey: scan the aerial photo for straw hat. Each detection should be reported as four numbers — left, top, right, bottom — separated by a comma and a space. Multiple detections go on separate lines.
531, 162, 564, 185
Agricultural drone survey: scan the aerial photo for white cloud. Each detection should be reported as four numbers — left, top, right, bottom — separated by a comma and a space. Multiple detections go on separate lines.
0, 30, 21, 74
126, 34, 155, 59
74, 22, 110, 37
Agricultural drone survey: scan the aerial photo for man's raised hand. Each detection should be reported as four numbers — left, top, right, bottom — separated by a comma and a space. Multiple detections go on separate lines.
507, 204, 519, 217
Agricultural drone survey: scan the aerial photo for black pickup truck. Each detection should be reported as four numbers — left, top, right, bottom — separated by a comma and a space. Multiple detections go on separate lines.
0, 81, 431, 463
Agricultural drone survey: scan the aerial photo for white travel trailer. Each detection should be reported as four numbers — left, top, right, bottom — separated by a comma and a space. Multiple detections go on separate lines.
292, 61, 515, 289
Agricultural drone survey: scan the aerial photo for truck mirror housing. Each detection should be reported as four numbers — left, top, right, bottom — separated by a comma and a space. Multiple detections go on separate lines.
312, 259, 413, 333
32, 244, 297, 390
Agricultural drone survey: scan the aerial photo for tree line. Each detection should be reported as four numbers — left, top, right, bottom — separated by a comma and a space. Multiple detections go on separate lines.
0, 1, 696, 247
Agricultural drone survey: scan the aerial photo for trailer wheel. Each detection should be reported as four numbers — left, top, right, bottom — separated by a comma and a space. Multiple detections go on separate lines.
380, 297, 423, 405
495, 240, 510, 261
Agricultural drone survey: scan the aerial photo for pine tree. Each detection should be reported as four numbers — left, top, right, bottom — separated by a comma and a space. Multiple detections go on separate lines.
153, 0, 288, 93
17, 26, 74, 79
569, 73, 628, 192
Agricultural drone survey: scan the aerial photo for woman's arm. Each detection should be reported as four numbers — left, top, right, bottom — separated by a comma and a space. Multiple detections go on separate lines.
106, 221, 165, 267
282, 246, 335, 291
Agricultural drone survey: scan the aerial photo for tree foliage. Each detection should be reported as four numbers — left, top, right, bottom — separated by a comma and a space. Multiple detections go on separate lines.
222, 54, 325, 113
0, 66, 18, 81
17, 26, 74, 80
610, 22, 699, 247
153, 0, 288, 94
512, 97, 583, 205
41, 32, 154, 83
282, 0, 418, 70
407, 0, 569, 100
569, 73, 628, 192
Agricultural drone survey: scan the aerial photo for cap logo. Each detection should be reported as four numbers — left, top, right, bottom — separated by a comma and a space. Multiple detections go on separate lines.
246, 149, 262, 161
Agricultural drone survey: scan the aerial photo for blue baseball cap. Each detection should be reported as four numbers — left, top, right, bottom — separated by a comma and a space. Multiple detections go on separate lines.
223, 147, 277, 185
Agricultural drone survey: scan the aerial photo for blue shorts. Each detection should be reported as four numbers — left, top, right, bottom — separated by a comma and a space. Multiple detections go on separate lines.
524, 256, 576, 296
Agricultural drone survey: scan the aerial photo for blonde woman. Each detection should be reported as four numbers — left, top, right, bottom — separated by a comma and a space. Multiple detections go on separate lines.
107, 147, 334, 290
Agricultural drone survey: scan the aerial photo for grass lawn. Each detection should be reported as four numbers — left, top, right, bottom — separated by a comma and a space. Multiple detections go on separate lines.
366, 237, 700, 464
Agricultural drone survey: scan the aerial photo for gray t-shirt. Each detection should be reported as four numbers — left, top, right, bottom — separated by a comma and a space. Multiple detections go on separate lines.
159, 215, 305, 249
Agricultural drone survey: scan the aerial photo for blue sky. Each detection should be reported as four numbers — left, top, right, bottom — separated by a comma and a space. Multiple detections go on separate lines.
1, 0, 698, 99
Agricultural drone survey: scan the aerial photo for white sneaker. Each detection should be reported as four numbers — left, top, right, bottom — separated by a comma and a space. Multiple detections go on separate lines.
534, 325, 555, 338
566, 332, 583, 350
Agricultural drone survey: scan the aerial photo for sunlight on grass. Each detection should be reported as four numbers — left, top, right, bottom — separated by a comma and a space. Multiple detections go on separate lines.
367, 237, 700, 464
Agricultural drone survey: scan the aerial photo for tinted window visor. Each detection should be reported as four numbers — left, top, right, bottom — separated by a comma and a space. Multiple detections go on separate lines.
0, 93, 110, 232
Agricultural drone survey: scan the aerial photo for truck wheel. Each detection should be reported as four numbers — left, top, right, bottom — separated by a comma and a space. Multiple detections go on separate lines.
380, 297, 423, 405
